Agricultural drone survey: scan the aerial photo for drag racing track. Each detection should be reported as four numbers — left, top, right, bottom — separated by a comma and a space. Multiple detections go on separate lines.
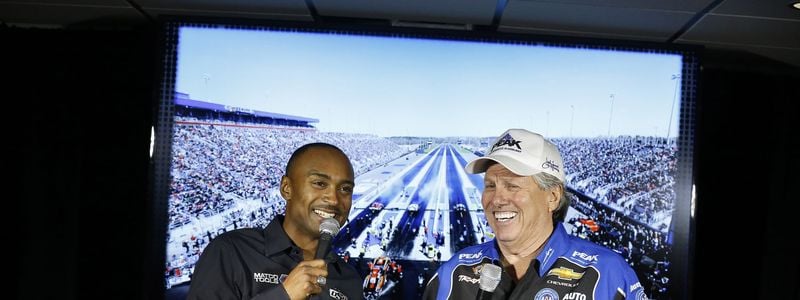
330, 143, 488, 299
383, 147, 444, 257
332, 144, 485, 259
444, 145, 480, 252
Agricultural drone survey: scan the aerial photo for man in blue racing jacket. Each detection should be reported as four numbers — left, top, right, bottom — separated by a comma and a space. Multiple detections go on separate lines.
422, 129, 647, 300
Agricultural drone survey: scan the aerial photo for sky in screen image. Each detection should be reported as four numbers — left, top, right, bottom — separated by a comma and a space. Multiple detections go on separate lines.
175, 27, 683, 138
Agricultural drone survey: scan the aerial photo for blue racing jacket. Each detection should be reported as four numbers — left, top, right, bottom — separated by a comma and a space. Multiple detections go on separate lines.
422, 223, 648, 300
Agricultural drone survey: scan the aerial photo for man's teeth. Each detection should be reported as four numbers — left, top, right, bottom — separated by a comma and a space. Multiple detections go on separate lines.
494, 212, 517, 222
314, 209, 335, 218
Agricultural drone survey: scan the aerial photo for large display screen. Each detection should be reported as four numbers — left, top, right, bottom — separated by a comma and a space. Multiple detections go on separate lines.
152, 20, 697, 300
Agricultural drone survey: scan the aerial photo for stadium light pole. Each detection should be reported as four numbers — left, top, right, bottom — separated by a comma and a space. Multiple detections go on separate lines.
667, 74, 680, 140
607, 94, 615, 136
202, 73, 211, 99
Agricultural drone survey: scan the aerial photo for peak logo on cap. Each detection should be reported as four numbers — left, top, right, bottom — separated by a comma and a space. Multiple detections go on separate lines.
491, 133, 523, 152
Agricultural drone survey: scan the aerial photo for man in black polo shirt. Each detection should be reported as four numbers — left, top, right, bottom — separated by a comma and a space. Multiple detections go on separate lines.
188, 143, 363, 300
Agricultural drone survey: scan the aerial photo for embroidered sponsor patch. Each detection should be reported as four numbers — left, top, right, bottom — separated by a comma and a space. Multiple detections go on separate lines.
458, 274, 479, 284
253, 272, 281, 284
492, 133, 522, 151
329, 288, 348, 300
546, 267, 584, 280
459, 251, 483, 260
535, 288, 560, 300
634, 288, 648, 300
571, 251, 599, 263
563, 292, 586, 300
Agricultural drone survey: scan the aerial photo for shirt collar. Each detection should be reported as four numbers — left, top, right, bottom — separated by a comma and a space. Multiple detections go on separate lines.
489, 224, 562, 275
263, 215, 299, 257
263, 215, 346, 275
535, 222, 569, 274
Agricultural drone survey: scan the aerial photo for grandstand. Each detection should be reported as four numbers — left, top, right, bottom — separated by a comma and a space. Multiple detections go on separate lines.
555, 136, 677, 233
174, 92, 319, 128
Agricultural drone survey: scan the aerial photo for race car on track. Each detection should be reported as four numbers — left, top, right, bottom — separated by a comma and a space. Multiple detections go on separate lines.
363, 256, 391, 299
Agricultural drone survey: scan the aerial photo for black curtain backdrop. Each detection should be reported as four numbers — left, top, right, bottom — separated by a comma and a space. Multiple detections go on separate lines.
694, 50, 799, 299
7, 27, 155, 299
5, 26, 798, 299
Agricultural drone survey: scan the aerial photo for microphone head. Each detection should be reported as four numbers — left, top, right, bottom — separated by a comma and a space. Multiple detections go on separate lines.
319, 217, 340, 236
479, 263, 502, 292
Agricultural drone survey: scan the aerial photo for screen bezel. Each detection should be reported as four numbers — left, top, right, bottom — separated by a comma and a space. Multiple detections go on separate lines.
149, 16, 699, 300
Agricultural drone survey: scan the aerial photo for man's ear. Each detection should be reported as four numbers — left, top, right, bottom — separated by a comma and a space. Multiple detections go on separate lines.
548, 185, 562, 212
280, 175, 292, 201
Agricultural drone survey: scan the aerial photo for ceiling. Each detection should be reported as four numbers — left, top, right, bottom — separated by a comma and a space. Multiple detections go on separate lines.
2, 0, 799, 67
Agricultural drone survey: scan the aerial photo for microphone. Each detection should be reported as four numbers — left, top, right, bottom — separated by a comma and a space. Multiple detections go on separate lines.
315, 217, 341, 260
477, 263, 501, 300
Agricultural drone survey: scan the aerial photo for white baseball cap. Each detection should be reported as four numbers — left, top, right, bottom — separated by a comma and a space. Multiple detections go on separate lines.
465, 128, 565, 182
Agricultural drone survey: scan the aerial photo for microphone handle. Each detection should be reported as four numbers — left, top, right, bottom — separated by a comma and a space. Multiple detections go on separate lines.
477, 288, 493, 300
315, 232, 333, 260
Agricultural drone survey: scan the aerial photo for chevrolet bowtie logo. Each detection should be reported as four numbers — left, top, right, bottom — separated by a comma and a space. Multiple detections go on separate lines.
547, 267, 584, 280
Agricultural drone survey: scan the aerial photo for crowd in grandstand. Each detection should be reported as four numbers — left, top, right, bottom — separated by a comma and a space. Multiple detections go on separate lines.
166, 194, 286, 288
568, 193, 671, 298
555, 137, 677, 230
168, 116, 407, 230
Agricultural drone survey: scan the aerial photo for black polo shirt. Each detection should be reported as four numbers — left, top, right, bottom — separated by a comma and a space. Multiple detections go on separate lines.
187, 216, 363, 300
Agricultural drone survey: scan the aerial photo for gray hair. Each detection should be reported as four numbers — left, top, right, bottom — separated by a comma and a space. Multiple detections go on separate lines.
531, 172, 570, 224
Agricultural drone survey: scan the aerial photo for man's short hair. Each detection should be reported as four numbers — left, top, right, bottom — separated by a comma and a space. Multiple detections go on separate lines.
285, 142, 349, 176
531, 172, 571, 224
